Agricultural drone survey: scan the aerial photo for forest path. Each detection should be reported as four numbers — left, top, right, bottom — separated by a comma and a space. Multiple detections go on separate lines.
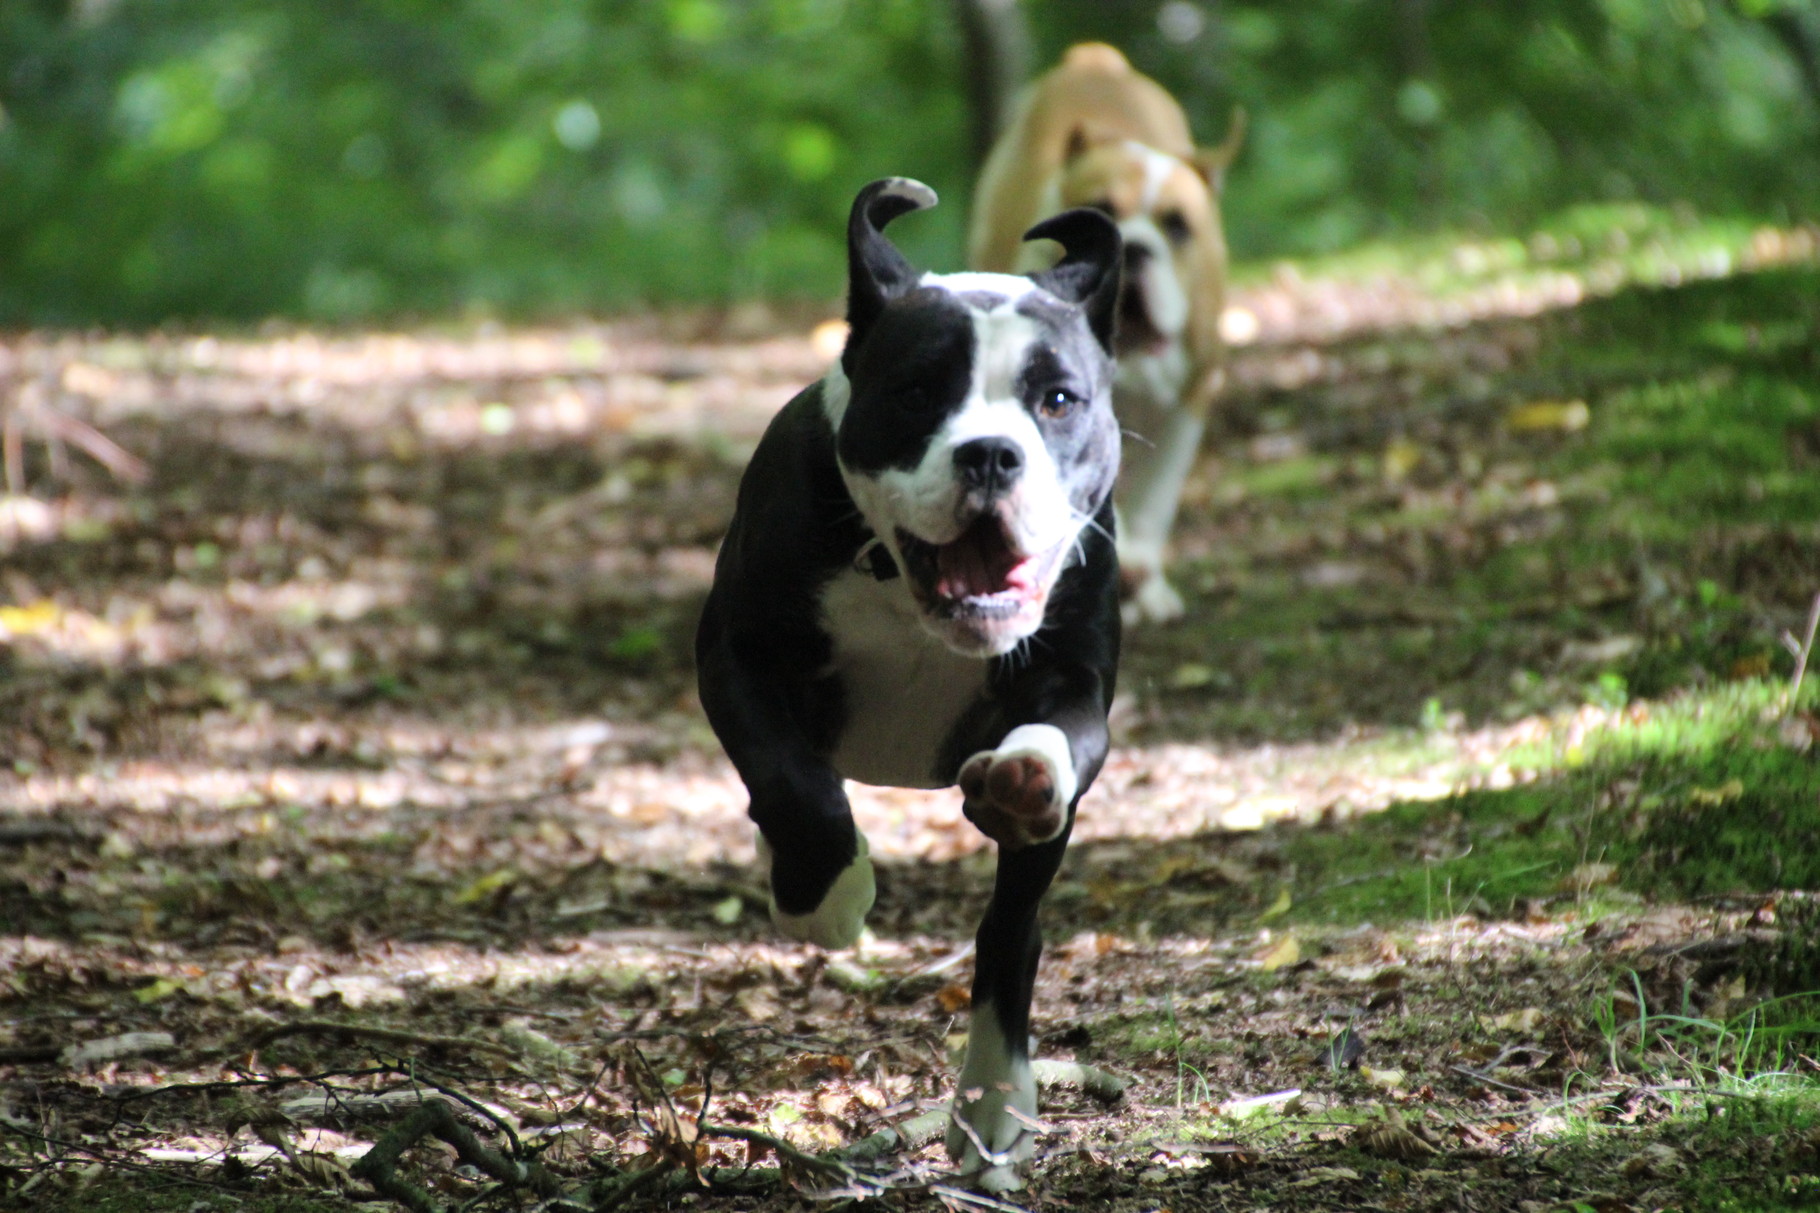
3, 221, 1818, 1211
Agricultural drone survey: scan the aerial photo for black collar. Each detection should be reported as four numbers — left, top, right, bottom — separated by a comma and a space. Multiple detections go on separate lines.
854, 539, 899, 582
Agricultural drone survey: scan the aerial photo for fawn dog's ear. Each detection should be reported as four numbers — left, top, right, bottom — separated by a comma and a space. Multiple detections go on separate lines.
1192, 107, 1247, 193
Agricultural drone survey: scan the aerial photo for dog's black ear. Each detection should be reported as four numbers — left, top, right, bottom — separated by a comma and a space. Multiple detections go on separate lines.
1026, 208, 1122, 353
845, 178, 937, 371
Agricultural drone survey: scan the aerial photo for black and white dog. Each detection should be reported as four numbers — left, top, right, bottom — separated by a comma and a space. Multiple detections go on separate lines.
696, 178, 1122, 1190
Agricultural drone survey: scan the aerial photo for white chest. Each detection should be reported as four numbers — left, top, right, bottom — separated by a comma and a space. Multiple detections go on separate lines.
819, 568, 988, 789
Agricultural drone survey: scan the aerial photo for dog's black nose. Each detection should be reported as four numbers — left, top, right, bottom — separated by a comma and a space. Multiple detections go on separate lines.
1122, 242, 1153, 271
954, 437, 1024, 496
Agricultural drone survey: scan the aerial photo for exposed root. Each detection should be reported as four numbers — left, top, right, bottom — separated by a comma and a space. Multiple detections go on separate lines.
1033, 1058, 1129, 1102
349, 1097, 562, 1213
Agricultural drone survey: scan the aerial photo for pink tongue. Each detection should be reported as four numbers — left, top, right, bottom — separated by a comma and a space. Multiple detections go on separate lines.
935, 521, 1026, 599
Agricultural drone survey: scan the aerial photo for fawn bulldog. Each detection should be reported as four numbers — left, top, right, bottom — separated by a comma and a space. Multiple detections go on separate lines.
970, 41, 1243, 623
696, 179, 1122, 1189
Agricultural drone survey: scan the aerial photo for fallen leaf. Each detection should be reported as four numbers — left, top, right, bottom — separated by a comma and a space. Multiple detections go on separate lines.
1556, 863, 1618, 895
1689, 779, 1745, 806
0, 600, 62, 637
1355, 1114, 1435, 1159
133, 977, 185, 1004
1258, 888, 1293, 921
1170, 662, 1218, 689
1506, 398, 1590, 432
1382, 437, 1423, 483
1257, 935, 1300, 971
453, 868, 518, 904
62, 1031, 177, 1070
935, 984, 971, 1014
1491, 1007, 1545, 1034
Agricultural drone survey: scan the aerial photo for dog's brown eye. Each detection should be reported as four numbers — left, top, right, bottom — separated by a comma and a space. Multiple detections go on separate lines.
1039, 388, 1080, 418
1160, 210, 1192, 245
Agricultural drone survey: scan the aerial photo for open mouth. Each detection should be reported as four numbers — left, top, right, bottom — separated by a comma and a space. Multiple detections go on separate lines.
896, 515, 1050, 619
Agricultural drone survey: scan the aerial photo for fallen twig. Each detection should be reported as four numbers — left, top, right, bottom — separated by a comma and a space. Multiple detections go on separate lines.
1, 390, 148, 495
350, 1097, 562, 1213
1450, 1064, 1540, 1096
840, 1108, 950, 1162
31, 405, 150, 484
701, 1121, 856, 1180
586, 1162, 673, 1211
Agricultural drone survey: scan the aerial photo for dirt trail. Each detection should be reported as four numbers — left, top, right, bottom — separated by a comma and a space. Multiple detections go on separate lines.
2, 241, 1816, 1211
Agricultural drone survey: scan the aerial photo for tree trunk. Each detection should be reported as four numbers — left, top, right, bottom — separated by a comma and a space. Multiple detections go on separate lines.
953, 0, 1032, 171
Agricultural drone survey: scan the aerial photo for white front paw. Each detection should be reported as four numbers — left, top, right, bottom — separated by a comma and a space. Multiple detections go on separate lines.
947, 1097, 1037, 1192
957, 723, 1076, 849
1121, 567, 1186, 625
945, 1004, 1038, 1191
756, 833, 874, 950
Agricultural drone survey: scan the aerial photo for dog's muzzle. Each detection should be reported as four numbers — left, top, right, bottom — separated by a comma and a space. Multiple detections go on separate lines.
1116, 245, 1170, 355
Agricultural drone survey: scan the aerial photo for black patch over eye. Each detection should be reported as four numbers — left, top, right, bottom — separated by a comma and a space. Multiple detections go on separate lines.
892, 383, 936, 413
1160, 210, 1192, 245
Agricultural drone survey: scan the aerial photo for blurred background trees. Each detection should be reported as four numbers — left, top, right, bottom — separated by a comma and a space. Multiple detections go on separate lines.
1, 0, 1816, 325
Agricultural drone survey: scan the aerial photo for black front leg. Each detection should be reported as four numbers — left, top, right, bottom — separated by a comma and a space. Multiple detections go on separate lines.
696, 606, 874, 950
941, 562, 1117, 1190
946, 821, 1073, 1190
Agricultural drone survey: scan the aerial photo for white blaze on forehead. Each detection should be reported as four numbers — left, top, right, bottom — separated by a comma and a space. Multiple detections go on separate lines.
921, 270, 1040, 300
969, 304, 1045, 407
1131, 141, 1183, 210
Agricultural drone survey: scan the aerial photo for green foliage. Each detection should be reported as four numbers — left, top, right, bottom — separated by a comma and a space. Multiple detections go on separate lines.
1, 0, 1817, 322
0, 0, 964, 322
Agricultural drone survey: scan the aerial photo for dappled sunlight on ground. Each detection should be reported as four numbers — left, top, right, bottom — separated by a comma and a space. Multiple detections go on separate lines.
3, 229, 1818, 1209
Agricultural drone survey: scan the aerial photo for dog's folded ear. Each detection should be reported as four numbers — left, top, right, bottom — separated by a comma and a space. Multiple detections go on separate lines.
1192, 106, 1247, 193
845, 178, 937, 371
1025, 208, 1122, 353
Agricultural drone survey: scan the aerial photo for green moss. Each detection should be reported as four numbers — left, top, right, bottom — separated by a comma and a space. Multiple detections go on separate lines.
1543, 1088, 1820, 1212
1281, 678, 1816, 927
